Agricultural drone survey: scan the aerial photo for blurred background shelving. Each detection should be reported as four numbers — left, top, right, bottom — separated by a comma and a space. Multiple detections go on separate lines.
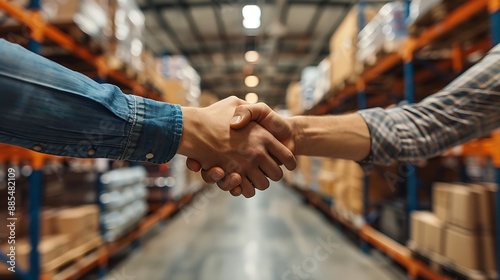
0, 0, 499, 279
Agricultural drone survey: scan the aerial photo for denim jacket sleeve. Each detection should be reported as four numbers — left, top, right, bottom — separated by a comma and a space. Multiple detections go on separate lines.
0, 39, 183, 164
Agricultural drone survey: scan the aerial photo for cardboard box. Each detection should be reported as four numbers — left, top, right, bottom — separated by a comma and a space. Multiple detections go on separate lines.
444, 225, 496, 272
55, 205, 99, 238
410, 211, 445, 255
41, 209, 58, 237
161, 79, 188, 105
471, 184, 495, 231
329, 6, 376, 90
410, 211, 428, 247
433, 182, 452, 221
328, 160, 392, 214
434, 183, 495, 231
7, 235, 70, 270
445, 225, 480, 270
423, 214, 445, 255
447, 186, 478, 231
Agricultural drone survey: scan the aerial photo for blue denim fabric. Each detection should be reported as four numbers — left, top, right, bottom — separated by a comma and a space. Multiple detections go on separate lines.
0, 39, 183, 164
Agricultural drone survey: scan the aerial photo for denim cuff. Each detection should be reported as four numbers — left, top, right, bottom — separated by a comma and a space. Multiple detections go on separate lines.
126, 96, 183, 164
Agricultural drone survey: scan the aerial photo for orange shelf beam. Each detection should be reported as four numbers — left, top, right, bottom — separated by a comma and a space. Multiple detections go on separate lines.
413, 0, 489, 52
290, 184, 450, 280
447, 132, 500, 167
309, 0, 489, 116
0, 0, 160, 100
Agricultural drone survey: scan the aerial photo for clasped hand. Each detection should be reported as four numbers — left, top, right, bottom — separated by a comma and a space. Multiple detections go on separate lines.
178, 97, 297, 198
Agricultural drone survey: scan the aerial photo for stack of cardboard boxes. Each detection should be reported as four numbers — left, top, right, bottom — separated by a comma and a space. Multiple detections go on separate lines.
293, 157, 394, 222
410, 182, 497, 275
333, 160, 394, 217
0, 205, 100, 271
329, 6, 376, 91
0, 0, 109, 51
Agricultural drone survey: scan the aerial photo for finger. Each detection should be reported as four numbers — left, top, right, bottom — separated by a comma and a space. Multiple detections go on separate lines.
267, 139, 297, 171
230, 104, 291, 140
230, 103, 270, 129
200, 167, 225, 184
186, 158, 202, 172
240, 177, 256, 198
230, 186, 242, 196
248, 169, 270, 191
258, 156, 284, 181
216, 173, 243, 191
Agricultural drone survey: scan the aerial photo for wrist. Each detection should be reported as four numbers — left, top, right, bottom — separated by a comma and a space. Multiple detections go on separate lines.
288, 116, 305, 155
178, 106, 201, 158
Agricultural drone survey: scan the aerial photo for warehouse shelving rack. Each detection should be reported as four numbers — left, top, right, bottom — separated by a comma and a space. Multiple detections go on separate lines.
298, 0, 500, 279
0, 143, 199, 280
0, 0, 196, 279
0, 0, 162, 101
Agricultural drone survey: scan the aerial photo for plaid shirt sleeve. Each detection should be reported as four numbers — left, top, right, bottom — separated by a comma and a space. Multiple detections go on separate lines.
358, 43, 500, 166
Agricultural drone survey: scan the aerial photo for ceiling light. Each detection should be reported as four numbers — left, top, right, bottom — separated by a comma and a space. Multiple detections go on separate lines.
245, 93, 259, 104
245, 50, 260, 63
243, 18, 261, 29
245, 75, 259, 87
242, 5, 261, 19
242, 5, 261, 29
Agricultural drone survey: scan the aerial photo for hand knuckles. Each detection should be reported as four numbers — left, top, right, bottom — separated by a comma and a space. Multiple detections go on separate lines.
252, 148, 266, 160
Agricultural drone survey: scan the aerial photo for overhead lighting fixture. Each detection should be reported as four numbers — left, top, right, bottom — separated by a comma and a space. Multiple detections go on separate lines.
245, 93, 259, 104
245, 75, 259, 87
242, 5, 261, 19
243, 18, 261, 29
242, 5, 261, 29
245, 50, 260, 63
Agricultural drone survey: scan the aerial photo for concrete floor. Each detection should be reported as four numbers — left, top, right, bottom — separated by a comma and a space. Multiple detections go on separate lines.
106, 182, 406, 280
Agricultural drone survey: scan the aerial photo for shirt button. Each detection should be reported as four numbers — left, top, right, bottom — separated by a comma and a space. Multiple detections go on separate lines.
146, 153, 154, 159
33, 144, 42, 152
87, 149, 96, 156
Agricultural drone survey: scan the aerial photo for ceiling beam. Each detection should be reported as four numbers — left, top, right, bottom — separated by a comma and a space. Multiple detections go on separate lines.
211, 0, 238, 91
178, 0, 214, 64
140, 0, 354, 11
290, 1, 355, 79
266, 0, 289, 64
148, 0, 188, 54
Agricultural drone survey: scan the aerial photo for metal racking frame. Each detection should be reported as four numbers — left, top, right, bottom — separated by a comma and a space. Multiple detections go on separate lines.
0, 0, 194, 279
301, 0, 500, 279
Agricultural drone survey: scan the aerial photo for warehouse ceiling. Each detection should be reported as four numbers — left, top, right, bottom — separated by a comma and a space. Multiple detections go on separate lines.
139, 0, 388, 106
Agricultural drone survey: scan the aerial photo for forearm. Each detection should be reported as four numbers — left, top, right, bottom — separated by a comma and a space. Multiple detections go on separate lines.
358, 44, 500, 165
0, 39, 183, 163
290, 113, 371, 161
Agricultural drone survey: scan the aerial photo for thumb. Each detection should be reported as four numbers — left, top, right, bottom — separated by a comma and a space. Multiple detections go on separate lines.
230, 103, 272, 130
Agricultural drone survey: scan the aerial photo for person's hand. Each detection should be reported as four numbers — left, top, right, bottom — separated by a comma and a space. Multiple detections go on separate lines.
178, 97, 296, 198
186, 102, 298, 196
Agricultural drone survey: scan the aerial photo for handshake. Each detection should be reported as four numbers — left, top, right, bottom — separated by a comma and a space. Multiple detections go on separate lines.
178, 96, 299, 198
178, 96, 372, 198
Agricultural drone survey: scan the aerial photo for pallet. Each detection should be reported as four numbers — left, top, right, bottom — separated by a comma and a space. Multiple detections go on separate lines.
50, 247, 105, 280
408, 241, 496, 280
42, 235, 103, 277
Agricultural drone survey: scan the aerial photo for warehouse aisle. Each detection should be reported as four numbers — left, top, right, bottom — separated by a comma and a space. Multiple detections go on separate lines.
106, 182, 405, 280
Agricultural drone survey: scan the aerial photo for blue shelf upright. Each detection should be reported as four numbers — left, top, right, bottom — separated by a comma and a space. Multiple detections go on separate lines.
28, 169, 42, 280
490, 0, 500, 45
357, 1, 371, 254
27, 0, 43, 278
403, 0, 418, 236
489, 2, 500, 279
